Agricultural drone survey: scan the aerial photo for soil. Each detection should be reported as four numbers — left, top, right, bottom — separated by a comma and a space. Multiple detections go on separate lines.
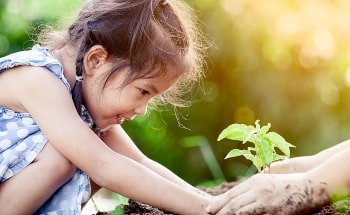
94, 182, 340, 215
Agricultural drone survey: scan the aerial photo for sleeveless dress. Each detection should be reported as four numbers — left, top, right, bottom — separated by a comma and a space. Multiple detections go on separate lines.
0, 45, 92, 215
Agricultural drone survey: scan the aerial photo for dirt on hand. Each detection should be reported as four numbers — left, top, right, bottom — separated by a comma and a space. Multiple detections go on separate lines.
100, 182, 338, 215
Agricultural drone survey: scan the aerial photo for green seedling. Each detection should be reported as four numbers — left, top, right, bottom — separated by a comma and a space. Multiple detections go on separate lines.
218, 120, 295, 172
108, 193, 129, 215
90, 192, 129, 215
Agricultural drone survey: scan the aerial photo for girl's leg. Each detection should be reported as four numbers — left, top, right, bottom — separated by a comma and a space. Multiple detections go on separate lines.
81, 178, 101, 208
0, 142, 76, 214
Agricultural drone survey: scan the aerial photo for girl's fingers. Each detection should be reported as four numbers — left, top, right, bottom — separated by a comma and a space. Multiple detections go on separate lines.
215, 191, 256, 215
206, 182, 250, 214
206, 194, 231, 214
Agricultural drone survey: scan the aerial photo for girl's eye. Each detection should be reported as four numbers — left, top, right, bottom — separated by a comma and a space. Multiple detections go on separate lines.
139, 89, 149, 95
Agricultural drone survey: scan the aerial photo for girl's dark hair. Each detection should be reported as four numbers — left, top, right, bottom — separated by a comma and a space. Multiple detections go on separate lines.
38, 0, 207, 110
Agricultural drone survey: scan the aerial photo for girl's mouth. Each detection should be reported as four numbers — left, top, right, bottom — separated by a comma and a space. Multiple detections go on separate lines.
117, 115, 126, 124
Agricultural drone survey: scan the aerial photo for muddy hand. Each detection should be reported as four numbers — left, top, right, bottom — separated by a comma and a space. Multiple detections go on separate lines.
207, 173, 329, 215
264, 156, 315, 174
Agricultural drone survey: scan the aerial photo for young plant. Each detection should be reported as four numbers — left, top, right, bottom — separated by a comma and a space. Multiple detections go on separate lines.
218, 120, 295, 172
108, 193, 129, 215
87, 191, 129, 215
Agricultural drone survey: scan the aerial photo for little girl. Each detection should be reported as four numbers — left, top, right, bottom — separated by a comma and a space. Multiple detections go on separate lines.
0, 0, 222, 214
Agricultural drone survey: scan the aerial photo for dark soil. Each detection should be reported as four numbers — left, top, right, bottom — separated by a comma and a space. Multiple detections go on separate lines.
95, 182, 345, 215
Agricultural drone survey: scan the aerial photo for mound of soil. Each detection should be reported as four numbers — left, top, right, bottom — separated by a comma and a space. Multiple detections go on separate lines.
96, 182, 339, 215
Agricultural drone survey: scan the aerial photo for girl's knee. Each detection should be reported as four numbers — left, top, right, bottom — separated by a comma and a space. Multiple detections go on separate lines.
49, 156, 77, 180
35, 143, 77, 182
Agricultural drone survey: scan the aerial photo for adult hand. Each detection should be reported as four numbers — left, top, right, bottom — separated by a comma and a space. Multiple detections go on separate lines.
265, 156, 316, 174
207, 173, 329, 215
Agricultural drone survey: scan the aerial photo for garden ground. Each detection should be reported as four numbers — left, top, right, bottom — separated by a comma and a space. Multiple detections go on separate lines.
83, 181, 348, 215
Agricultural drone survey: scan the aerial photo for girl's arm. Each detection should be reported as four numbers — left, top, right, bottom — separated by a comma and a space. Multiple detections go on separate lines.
13, 66, 212, 215
101, 125, 210, 196
267, 139, 350, 174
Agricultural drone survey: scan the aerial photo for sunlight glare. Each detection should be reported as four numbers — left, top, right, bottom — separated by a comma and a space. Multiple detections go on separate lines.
313, 28, 335, 60
344, 68, 350, 88
222, 0, 246, 17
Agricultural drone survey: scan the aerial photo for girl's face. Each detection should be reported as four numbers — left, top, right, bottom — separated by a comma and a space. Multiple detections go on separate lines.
83, 60, 178, 130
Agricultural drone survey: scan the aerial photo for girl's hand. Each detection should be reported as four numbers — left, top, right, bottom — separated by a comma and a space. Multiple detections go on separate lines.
206, 173, 329, 215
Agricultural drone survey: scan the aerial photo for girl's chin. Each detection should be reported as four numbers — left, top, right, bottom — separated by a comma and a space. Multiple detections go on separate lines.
99, 125, 113, 132
93, 121, 114, 131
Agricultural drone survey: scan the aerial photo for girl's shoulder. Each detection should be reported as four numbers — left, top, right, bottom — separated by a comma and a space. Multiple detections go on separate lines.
0, 45, 71, 91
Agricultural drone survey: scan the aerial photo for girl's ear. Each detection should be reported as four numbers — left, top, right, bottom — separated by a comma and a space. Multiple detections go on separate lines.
83, 45, 109, 76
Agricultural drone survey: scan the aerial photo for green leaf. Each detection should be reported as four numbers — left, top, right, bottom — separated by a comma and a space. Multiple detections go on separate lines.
265, 132, 295, 157
242, 125, 258, 144
111, 193, 129, 206
254, 120, 261, 129
256, 138, 274, 165
241, 149, 255, 161
247, 146, 256, 152
108, 205, 124, 215
217, 124, 246, 141
225, 149, 255, 161
273, 154, 288, 161
224, 149, 244, 159
258, 123, 271, 136
108, 193, 129, 215
252, 156, 264, 172
219, 120, 295, 173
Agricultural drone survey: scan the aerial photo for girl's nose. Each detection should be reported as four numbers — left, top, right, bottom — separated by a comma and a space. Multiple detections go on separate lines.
135, 103, 148, 116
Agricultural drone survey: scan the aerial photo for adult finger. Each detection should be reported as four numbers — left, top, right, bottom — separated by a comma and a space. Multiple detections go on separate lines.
236, 202, 269, 215
235, 201, 287, 215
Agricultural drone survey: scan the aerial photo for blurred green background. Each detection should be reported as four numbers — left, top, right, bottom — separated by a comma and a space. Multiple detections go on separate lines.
3, 0, 350, 186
